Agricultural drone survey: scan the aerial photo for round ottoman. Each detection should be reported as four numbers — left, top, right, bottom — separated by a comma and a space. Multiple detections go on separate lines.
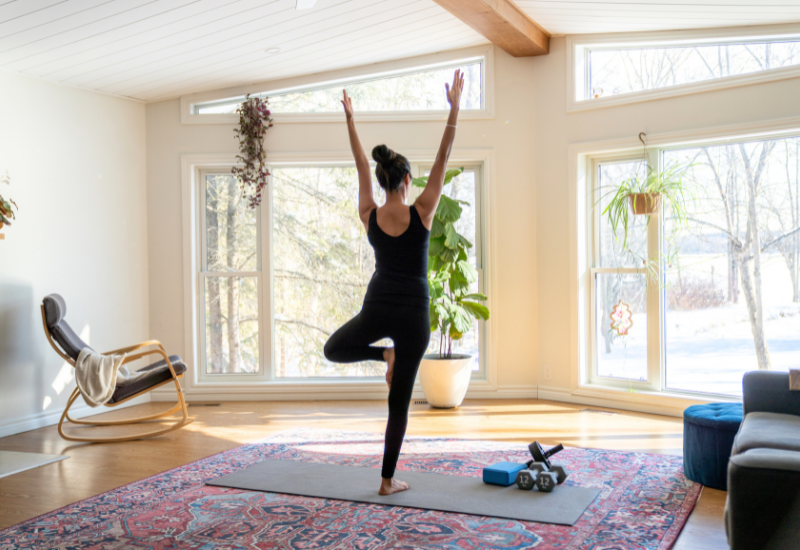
683, 403, 743, 491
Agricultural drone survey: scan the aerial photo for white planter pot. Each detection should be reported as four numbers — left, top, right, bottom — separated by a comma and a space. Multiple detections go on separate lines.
418, 354, 473, 409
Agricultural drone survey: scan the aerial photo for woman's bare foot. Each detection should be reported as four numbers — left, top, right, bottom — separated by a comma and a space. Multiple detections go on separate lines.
378, 477, 410, 495
383, 347, 395, 388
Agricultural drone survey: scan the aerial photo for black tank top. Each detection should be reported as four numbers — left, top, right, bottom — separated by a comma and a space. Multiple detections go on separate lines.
364, 204, 430, 310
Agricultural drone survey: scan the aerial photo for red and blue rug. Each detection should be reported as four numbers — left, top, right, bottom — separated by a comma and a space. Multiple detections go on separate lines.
0, 429, 700, 549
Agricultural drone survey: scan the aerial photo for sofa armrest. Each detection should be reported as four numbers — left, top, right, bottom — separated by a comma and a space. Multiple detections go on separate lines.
743, 371, 800, 417
727, 449, 800, 550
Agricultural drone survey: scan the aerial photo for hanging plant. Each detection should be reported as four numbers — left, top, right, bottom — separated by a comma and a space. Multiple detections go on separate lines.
599, 133, 693, 250
0, 170, 17, 231
232, 95, 273, 209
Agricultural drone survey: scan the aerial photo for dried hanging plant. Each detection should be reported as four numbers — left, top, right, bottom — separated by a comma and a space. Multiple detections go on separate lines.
232, 95, 274, 208
0, 171, 17, 230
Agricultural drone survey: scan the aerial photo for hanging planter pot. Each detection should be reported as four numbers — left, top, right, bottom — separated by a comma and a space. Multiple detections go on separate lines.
628, 192, 662, 215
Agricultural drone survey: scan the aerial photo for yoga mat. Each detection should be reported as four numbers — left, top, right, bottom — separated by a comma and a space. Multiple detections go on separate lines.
208, 459, 601, 526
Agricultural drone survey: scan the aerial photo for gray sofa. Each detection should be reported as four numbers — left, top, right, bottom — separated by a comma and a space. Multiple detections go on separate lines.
726, 371, 800, 550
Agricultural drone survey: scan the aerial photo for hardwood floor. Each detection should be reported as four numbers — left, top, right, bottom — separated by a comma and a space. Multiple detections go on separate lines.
0, 399, 728, 549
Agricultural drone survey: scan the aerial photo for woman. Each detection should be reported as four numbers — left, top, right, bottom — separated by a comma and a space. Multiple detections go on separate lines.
323, 70, 464, 496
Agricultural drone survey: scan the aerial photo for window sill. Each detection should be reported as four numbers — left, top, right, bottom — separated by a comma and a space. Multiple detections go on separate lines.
539, 383, 741, 418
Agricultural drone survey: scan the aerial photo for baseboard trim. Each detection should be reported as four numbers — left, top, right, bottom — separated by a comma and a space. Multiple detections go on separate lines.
0, 394, 150, 438
537, 385, 738, 418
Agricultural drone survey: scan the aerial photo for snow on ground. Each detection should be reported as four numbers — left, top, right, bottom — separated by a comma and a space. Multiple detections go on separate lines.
598, 253, 800, 396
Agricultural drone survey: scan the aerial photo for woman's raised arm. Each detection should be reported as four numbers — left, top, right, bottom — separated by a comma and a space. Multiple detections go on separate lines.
342, 90, 377, 230
414, 70, 464, 229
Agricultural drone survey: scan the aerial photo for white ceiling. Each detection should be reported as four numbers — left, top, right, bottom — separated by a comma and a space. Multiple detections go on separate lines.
516, 0, 800, 36
1, 0, 800, 103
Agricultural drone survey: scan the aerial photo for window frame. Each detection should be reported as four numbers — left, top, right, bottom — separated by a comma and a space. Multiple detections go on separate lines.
587, 153, 663, 393
196, 168, 270, 384
179, 150, 496, 395
568, 23, 800, 113
181, 45, 495, 125
581, 126, 800, 403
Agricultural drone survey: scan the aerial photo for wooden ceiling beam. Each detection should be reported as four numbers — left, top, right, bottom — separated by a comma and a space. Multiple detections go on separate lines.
432, 0, 550, 56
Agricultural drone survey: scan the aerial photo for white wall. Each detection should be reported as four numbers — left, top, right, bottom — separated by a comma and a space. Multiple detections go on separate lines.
145, 46, 539, 398
533, 36, 800, 406
0, 73, 149, 436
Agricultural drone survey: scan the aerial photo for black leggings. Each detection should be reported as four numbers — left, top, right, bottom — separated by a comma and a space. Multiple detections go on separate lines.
324, 302, 430, 479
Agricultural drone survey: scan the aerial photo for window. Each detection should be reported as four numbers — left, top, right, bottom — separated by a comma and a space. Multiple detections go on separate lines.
193, 59, 483, 116
271, 165, 386, 377
588, 136, 800, 397
570, 31, 800, 110
200, 172, 262, 376
195, 160, 488, 380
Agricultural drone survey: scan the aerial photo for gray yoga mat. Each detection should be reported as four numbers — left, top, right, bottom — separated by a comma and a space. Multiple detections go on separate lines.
208, 459, 601, 526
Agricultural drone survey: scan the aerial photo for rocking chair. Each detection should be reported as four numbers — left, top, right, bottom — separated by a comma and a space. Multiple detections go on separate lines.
41, 294, 192, 442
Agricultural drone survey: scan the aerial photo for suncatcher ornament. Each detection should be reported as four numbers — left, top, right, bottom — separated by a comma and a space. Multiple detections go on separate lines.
610, 300, 633, 336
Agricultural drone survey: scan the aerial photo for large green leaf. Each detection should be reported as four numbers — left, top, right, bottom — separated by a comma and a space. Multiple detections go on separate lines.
439, 247, 458, 263
461, 300, 490, 321
444, 223, 460, 249
450, 305, 473, 334
457, 260, 479, 283
443, 167, 465, 186
429, 302, 440, 332
429, 235, 446, 257
412, 176, 428, 188
436, 195, 462, 223
448, 269, 470, 294
461, 293, 488, 301
431, 216, 445, 238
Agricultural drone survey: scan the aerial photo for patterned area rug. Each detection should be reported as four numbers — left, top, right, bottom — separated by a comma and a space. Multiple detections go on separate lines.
0, 429, 701, 549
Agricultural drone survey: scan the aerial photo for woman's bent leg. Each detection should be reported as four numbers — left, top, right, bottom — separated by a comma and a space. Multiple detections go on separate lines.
324, 305, 386, 364
381, 307, 430, 480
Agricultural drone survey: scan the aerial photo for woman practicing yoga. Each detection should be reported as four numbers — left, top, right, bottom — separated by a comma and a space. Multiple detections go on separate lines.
324, 69, 464, 496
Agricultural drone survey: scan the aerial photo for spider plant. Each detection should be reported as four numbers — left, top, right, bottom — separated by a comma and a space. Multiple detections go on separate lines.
600, 161, 692, 251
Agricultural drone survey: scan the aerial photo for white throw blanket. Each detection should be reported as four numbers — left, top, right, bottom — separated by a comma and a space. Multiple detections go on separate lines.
75, 348, 156, 407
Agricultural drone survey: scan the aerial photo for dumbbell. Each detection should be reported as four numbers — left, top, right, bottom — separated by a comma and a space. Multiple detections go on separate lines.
515, 469, 537, 491
535, 471, 558, 493
528, 459, 569, 486
549, 464, 569, 485
527, 442, 564, 470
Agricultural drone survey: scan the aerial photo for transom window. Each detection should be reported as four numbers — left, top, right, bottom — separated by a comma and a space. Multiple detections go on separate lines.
571, 32, 800, 109
193, 58, 483, 116
589, 135, 800, 397
196, 161, 487, 381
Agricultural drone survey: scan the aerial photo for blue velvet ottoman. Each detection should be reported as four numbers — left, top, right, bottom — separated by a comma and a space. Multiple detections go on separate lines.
683, 403, 743, 491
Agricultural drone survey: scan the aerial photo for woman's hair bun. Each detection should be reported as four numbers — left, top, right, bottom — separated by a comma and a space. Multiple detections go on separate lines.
372, 144, 395, 166
371, 144, 410, 193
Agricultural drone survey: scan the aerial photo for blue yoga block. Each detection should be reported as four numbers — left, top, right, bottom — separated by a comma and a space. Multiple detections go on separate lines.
683, 402, 743, 491
483, 462, 526, 486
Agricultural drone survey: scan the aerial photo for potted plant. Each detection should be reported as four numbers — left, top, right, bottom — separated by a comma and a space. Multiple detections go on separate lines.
413, 167, 490, 408
601, 160, 691, 250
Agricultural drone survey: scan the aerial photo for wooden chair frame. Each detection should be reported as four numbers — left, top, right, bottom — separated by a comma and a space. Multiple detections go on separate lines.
40, 306, 193, 443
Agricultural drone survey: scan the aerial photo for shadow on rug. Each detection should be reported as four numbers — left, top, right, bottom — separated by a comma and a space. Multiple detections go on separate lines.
0, 428, 701, 549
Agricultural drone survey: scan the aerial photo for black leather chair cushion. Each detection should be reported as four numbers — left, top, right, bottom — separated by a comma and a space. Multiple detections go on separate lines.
43, 294, 67, 326
43, 294, 92, 360
108, 356, 187, 404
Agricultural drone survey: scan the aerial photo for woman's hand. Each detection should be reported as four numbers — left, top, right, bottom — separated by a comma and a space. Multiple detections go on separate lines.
341, 89, 354, 121
445, 69, 464, 111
